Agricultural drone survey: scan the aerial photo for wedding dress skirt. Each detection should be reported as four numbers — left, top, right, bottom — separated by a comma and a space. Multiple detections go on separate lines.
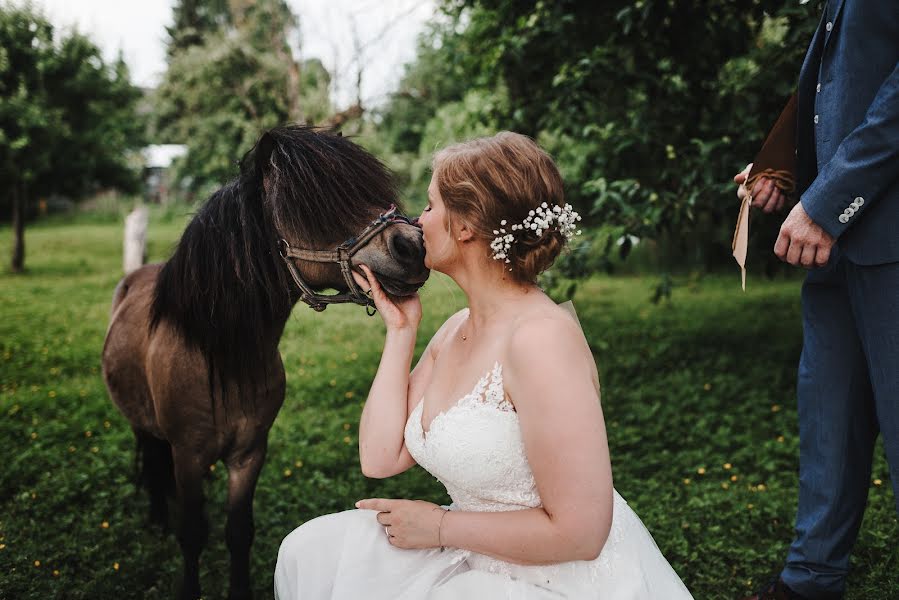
275, 363, 692, 599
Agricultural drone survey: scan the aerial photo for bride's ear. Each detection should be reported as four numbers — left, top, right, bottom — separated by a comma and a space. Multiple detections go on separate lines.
456, 222, 475, 243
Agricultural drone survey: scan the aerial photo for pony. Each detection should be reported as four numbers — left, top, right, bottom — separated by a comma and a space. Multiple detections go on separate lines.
102, 125, 428, 599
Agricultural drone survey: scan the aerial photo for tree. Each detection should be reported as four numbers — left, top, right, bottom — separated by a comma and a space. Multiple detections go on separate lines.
165, 0, 231, 60
153, 0, 332, 192
0, 5, 143, 272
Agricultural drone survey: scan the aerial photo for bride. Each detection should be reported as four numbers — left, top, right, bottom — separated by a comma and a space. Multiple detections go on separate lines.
275, 132, 692, 599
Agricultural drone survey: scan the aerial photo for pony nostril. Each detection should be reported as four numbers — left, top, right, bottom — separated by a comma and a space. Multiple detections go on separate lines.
390, 232, 423, 264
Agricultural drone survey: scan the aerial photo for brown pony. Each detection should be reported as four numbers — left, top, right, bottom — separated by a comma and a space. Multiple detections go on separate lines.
101, 126, 428, 600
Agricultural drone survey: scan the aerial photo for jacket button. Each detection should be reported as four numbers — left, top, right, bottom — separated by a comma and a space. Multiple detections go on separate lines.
854, 196, 864, 206
839, 214, 849, 224
816, 83, 821, 93
826, 21, 833, 31
814, 115, 819, 124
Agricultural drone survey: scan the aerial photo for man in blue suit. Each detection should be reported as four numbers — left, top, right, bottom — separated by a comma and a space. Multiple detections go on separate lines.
735, 1, 899, 599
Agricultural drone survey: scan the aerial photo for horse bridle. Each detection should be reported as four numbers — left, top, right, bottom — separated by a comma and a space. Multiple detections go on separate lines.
277, 205, 418, 315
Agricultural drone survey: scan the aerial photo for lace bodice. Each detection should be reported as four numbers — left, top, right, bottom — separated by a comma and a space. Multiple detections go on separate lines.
403, 361, 631, 584
404, 362, 541, 513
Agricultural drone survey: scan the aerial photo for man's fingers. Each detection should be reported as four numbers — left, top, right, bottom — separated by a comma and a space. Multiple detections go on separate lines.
800, 243, 817, 268
786, 239, 803, 266
774, 229, 790, 260
774, 193, 786, 212
762, 189, 782, 214
752, 180, 772, 208
815, 244, 831, 267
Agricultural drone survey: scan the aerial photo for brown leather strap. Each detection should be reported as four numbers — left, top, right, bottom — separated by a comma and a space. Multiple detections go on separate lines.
276, 205, 414, 312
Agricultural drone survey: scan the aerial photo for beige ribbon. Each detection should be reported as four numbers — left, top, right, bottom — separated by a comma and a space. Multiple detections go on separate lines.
732, 169, 795, 291
732, 183, 752, 291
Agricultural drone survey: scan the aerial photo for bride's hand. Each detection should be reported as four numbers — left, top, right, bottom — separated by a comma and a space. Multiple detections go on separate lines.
353, 264, 422, 332
355, 498, 447, 550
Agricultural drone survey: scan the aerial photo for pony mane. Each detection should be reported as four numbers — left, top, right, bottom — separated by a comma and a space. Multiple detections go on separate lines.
150, 125, 399, 406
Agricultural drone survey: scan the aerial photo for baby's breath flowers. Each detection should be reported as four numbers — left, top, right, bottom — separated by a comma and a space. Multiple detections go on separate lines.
490, 203, 582, 264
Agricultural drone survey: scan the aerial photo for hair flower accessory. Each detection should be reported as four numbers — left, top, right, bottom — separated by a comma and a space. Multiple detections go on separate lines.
490, 203, 582, 263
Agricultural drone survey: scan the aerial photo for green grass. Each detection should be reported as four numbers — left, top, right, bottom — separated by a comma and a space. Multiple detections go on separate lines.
1, 213, 896, 599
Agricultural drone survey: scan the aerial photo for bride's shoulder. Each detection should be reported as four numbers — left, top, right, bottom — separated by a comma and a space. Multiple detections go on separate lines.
505, 305, 585, 366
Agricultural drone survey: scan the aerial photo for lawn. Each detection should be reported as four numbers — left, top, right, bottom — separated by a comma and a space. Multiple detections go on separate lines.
1, 211, 896, 599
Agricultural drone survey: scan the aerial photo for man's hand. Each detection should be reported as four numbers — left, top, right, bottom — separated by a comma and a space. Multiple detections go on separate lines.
734, 163, 787, 213
774, 201, 835, 268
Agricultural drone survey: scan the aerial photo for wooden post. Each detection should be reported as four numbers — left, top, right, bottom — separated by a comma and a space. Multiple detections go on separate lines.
123, 206, 149, 275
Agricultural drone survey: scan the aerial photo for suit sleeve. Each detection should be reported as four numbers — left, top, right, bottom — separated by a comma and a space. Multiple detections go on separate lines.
801, 60, 899, 239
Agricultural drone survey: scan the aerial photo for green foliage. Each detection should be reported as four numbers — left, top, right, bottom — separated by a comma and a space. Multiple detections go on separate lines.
0, 6, 143, 196
152, 0, 332, 193
153, 33, 292, 192
165, 0, 231, 59
1, 217, 896, 598
375, 0, 822, 272
0, 4, 144, 270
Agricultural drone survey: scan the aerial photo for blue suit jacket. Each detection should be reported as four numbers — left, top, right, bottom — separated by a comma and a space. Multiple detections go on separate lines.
797, 0, 899, 265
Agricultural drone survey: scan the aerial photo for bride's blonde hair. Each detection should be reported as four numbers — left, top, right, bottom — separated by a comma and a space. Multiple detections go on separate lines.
432, 132, 567, 283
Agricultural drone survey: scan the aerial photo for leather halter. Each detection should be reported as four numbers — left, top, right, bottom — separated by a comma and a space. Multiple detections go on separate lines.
277, 205, 417, 314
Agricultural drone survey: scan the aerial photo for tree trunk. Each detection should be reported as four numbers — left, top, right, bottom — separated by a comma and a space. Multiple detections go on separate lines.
11, 184, 26, 273
285, 56, 302, 123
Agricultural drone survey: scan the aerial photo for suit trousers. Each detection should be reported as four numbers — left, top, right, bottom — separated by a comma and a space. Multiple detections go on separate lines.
781, 252, 899, 598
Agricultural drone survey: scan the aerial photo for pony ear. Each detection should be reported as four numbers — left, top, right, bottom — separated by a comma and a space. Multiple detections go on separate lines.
253, 131, 277, 175
239, 130, 278, 177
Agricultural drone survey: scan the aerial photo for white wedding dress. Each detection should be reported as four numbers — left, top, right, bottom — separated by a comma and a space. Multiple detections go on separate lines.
275, 362, 692, 599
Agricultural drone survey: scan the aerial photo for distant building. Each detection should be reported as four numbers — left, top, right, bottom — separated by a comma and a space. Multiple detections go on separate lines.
142, 144, 187, 204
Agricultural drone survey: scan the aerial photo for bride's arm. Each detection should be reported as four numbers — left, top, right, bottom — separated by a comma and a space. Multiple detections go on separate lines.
439, 316, 613, 564
358, 306, 467, 479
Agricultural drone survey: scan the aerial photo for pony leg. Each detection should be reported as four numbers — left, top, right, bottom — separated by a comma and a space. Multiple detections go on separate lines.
172, 447, 211, 600
133, 428, 174, 530
225, 440, 268, 600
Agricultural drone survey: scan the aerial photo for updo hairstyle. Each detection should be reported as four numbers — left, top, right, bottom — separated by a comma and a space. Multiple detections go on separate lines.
432, 132, 567, 283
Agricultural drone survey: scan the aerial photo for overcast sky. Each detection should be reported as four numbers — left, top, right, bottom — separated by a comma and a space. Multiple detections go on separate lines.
24, 0, 436, 108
